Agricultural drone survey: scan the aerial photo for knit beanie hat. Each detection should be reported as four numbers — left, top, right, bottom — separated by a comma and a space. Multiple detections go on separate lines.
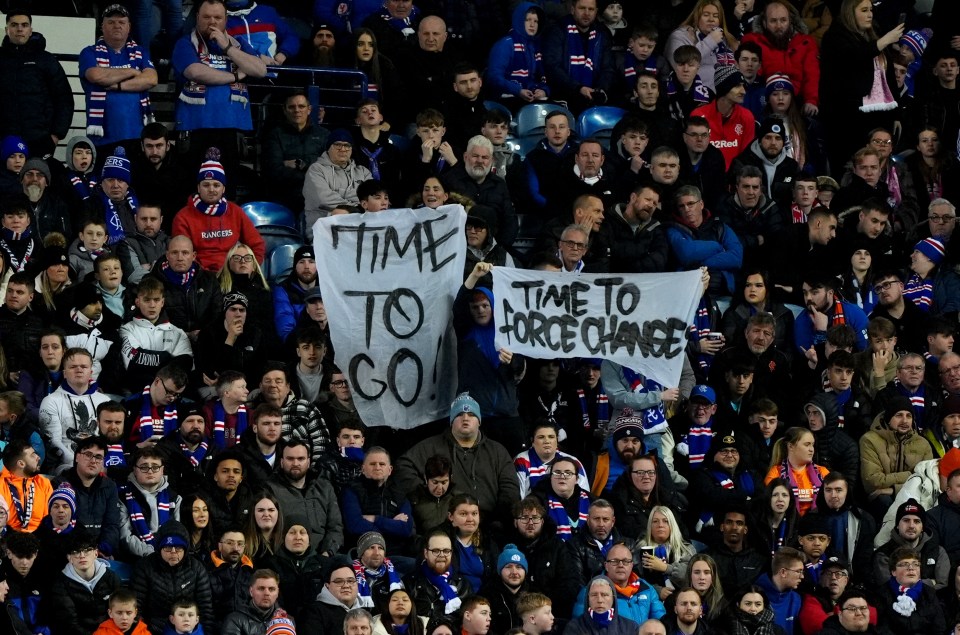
900, 29, 931, 60
41, 245, 69, 270
49, 484, 77, 516
939, 447, 960, 478
102, 146, 131, 183
357, 531, 386, 555
914, 237, 946, 266
796, 511, 829, 536
198, 147, 227, 185
223, 291, 248, 312
896, 498, 926, 525
714, 65, 745, 98
72, 283, 103, 310
1, 136, 27, 162
20, 158, 50, 182
327, 128, 354, 150
942, 395, 960, 418
294, 245, 315, 263
284, 513, 311, 533
765, 73, 795, 97
450, 392, 481, 424
266, 614, 296, 635
497, 544, 528, 571
758, 117, 785, 139
612, 407, 644, 444
885, 395, 915, 425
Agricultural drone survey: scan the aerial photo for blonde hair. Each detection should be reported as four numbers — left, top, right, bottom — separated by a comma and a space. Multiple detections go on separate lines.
641, 506, 696, 560
218, 242, 269, 293
680, 0, 738, 49
769, 427, 814, 468
686, 554, 726, 622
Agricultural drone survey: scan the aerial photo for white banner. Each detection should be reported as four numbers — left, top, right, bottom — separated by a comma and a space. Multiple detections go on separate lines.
492, 268, 703, 387
314, 205, 467, 429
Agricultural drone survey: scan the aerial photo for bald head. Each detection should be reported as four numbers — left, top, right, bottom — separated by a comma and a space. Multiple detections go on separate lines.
167, 235, 197, 273
418, 16, 447, 52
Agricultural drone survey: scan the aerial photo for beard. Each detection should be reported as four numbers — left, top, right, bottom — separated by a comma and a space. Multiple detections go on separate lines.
25, 184, 42, 203
314, 47, 335, 66
767, 29, 792, 49
466, 164, 489, 180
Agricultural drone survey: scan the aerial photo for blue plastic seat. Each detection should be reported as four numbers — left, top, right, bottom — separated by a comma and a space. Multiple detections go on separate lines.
267, 243, 300, 284
577, 106, 627, 149
516, 104, 574, 156
484, 100, 514, 128
389, 133, 410, 155
241, 201, 297, 230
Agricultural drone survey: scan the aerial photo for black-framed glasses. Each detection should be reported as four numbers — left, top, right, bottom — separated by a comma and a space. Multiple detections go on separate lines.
427, 548, 453, 556
873, 280, 900, 294
136, 464, 163, 473
330, 379, 348, 387
79, 451, 105, 462
605, 558, 633, 566
551, 470, 576, 479
516, 515, 543, 524
160, 380, 183, 398
631, 470, 656, 478
559, 240, 587, 251
230, 254, 255, 263
841, 606, 869, 614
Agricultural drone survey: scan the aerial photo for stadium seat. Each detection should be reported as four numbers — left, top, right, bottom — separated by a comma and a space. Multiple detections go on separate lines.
241, 201, 297, 230
267, 243, 300, 284
484, 100, 514, 128
577, 106, 626, 149
516, 104, 574, 156
389, 133, 411, 155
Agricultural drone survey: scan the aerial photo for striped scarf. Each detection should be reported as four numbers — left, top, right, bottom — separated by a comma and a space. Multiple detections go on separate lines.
620, 367, 668, 434
188, 193, 228, 217
588, 608, 615, 626
119, 483, 171, 546
666, 71, 711, 105
565, 23, 600, 86
518, 448, 551, 492
181, 439, 209, 468
213, 400, 247, 449
895, 380, 926, 429
180, 31, 248, 107
138, 384, 178, 441
0, 227, 36, 273
778, 460, 823, 513
578, 386, 609, 435
804, 554, 825, 584
547, 490, 590, 541
904, 273, 933, 312
378, 5, 419, 33
690, 297, 713, 373
86, 38, 153, 137
353, 558, 402, 604
420, 562, 461, 614
829, 299, 847, 327
699, 30, 735, 68
105, 443, 126, 468
685, 419, 714, 468
7, 479, 34, 528
161, 260, 197, 287
623, 51, 658, 81
99, 188, 138, 246
69, 171, 98, 202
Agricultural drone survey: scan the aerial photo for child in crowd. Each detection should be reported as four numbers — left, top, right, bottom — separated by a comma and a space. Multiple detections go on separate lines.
63, 136, 98, 206
0, 195, 42, 276
0, 135, 26, 196
164, 598, 204, 635
94, 588, 151, 635
69, 217, 111, 280
93, 254, 127, 319
517, 593, 556, 635
665, 45, 712, 124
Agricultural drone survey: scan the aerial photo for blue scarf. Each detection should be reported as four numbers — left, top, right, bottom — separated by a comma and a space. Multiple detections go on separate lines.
593, 533, 615, 558
690, 298, 713, 374
0, 227, 36, 273
99, 187, 138, 245
213, 400, 247, 449
342, 446, 365, 462
805, 554, 825, 584
577, 385, 609, 436
86, 38, 153, 137
7, 479, 35, 528
685, 418, 714, 469
697, 30, 735, 67
698, 468, 755, 529
518, 448, 551, 491
769, 519, 787, 557
69, 170, 98, 202
506, 30, 544, 94
420, 562, 461, 614
105, 443, 126, 468
181, 437, 209, 468
833, 387, 852, 429
620, 368, 668, 434
353, 558, 402, 602
850, 276, 877, 315
161, 260, 197, 288
378, 5, 419, 33
565, 21, 601, 86
666, 71, 711, 105
623, 51, 658, 81
138, 384, 178, 441
825, 510, 848, 554
887, 577, 923, 616
188, 193, 228, 217
181, 31, 248, 107
361, 146, 383, 180
588, 608, 614, 627
548, 490, 590, 541
904, 273, 933, 312
41, 513, 76, 534
120, 482, 171, 546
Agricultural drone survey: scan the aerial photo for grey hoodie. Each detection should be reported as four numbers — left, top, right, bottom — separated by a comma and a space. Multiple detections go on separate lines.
748, 138, 787, 199
65, 136, 98, 174
62, 557, 110, 592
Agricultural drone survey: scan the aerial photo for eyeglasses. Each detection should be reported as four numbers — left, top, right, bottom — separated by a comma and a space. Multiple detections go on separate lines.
136, 464, 163, 473
551, 470, 576, 479
68, 547, 96, 556
330, 578, 357, 586
161, 545, 185, 552
929, 214, 957, 223
631, 469, 656, 478
895, 561, 921, 570
79, 451, 105, 462
559, 240, 587, 251
872, 280, 900, 293
427, 548, 453, 556
516, 515, 543, 524
330, 379, 348, 387
331, 142, 352, 149
684, 131, 709, 140
825, 570, 848, 579
841, 606, 869, 614
870, 138, 893, 146
160, 380, 183, 398
220, 539, 245, 548
716, 449, 739, 455
230, 254, 255, 263
605, 558, 633, 566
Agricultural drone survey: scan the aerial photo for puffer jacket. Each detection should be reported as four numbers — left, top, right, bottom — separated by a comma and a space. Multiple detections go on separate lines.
130, 522, 214, 635
0, 33, 73, 145
220, 599, 283, 635
572, 577, 666, 624
49, 559, 121, 635
261, 545, 325, 619
117, 230, 170, 285
39, 384, 113, 475
207, 552, 255, 629
605, 205, 669, 274
302, 152, 372, 215
58, 468, 121, 556
562, 613, 639, 635
560, 527, 636, 606
402, 566, 472, 625
666, 212, 743, 296
266, 471, 343, 555
875, 580, 945, 635
485, 2, 549, 98
342, 475, 414, 548
805, 392, 860, 486
859, 415, 933, 498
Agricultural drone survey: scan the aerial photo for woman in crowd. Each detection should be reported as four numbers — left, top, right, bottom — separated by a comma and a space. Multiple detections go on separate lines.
445, 494, 498, 592
372, 588, 429, 635
751, 478, 798, 557
665, 0, 739, 92
683, 554, 727, 625
31, 235, 72, 321
263, 514, 326, 619
217, 242, 274, 339
726, 586, 785, 635
904, 128, 960, 210
182, 492, 216, 563
244, 493, 285, 565
763, 74, 826, 176
637, 506, 696, 601
764, 427, 830, 517
347, 29, 400, 117
819, 0, 904, 178
837, 239, 877, 316
903, 237, 960, 317
610, 453, 687, 540
719, 268, 794, 356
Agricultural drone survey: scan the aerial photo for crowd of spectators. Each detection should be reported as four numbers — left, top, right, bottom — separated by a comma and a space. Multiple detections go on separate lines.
0, 0, 959, 635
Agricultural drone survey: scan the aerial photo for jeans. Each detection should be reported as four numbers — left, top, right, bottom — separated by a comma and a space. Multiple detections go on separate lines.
130, 0, 184, 53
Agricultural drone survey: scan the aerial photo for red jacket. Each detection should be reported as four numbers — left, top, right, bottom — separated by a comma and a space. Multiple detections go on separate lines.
742, 31, 820, 107
690, 101, 756, 170
171, 200, 266, 271
94, 618, 152, 635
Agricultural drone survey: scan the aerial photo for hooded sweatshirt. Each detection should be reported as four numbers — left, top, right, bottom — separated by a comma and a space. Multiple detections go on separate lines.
486, 3, 550, 98
748, 138, 788, 200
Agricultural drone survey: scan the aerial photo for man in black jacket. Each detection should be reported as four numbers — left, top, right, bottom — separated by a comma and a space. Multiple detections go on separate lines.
207, 525, 254, 632
404, 530, 471, 624
58, 436, 121, 557
729, 117, 801, 212
705, 508, 765, 597
605, 184, 668, 274
299, 556, 367, 635
146, 236, 223, 340
445, 135, 518, 248
716, 165, 784, 270
0, 12, 73, 157
678, 116, 727, 211
221, 569, 287, 635
506, 497, 566, 600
